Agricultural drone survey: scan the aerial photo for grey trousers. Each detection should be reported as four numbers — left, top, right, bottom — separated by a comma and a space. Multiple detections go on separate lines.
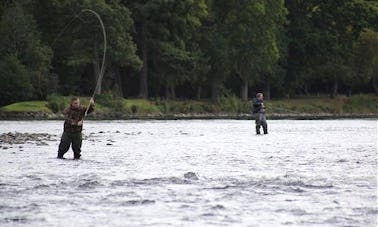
254, 112, 268, 134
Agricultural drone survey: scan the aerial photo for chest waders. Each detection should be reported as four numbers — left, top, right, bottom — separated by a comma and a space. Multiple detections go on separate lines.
255, 112, 268, 134
57, 131, 82, 159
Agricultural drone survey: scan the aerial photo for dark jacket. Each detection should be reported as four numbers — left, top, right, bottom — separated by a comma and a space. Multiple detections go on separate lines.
252, 98, 265, 114
63, 104, 94, 133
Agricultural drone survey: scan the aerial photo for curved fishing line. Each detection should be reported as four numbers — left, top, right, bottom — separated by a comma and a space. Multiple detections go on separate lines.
81, 9, 107, 115
51, 13, 82, 47
50, 9, 107, 116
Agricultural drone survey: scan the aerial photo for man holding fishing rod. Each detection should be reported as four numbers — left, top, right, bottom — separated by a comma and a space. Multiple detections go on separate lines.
57, 97, 95, 159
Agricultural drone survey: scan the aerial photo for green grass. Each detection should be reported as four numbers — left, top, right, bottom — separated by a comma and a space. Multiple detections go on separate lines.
0, 101, 51, 112
1, 94, 376, 116
268, 95, 377, 114
125, 99, 161, 114
268, 97, 344, 114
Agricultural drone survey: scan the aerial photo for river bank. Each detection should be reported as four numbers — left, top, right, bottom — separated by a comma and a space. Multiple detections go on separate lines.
0, 111, 376, 120
0, 94, 376, 120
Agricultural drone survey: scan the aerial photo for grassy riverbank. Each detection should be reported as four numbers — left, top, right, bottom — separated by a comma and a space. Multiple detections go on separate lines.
0, 94, 376, 120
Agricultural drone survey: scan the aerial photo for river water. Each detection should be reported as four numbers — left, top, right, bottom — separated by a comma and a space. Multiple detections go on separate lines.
0, 120, 377, 226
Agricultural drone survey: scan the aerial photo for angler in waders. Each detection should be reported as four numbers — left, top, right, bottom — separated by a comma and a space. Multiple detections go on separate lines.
252, 93, 268, 134
57, 97, 95, 159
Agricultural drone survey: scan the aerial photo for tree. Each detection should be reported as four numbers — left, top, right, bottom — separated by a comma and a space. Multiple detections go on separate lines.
311, 0, 375, 97
31, 0, 141, 96
0, 1, 54, 104
125, 0, 207, 99
352, 29, 378, 95
285, 0, 319, 95
0, 55, 33, 106
285, 0, 376, 97
200, 0, 233, 102
225, 0, 286, 101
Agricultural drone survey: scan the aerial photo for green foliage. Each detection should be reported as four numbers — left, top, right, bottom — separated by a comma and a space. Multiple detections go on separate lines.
1, 101, 50, 112
221, 0, 286, 100
0, 2, 54, 104
125, 0, 208, 99
125, 99, 160, 115
286, 0, 376, 96
0, 54, 33, 106
2, 95, 377, 116
30, 0, 141, 96
46, 94, 69, 113
343, 94, 378, 113
154, 99, 219, 114
219, 95, 249, 113
352, 29, 378, 93
95, 92, 127, 112
0, 0, 376, 102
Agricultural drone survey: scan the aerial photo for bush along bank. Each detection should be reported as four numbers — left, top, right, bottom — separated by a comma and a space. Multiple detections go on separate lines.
0, 94, 377, 120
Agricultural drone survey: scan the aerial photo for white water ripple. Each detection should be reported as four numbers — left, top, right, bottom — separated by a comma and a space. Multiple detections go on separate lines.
0, 120, 377, 226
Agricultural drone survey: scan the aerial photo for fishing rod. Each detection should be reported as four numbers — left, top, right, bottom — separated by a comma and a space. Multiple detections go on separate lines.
51, 9, 107, 116
81, 9, 107, 116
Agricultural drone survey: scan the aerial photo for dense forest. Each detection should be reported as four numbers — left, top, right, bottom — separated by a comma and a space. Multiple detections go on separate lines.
0, 0, 377, 106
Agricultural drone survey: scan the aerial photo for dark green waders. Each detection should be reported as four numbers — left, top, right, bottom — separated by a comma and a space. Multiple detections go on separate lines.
254, 113, 268, 134
57, 131, 82, 159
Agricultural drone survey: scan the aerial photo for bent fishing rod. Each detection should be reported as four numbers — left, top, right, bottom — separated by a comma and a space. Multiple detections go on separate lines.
51, 9, 107, 116
82, 9, 107, 116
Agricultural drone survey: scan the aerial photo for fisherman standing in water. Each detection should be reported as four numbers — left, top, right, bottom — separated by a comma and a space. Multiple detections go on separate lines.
57, 97, 95, 159
252, 93, 268, 134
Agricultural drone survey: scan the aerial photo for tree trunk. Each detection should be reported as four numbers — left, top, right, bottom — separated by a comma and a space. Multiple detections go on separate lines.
165, 84, 176, 100
373, 76, 378, 96
165, 85, 169, 99
112, 65, 123, 97
304, 84, 308, 95
241, 78, 248, 101
331, 78, 338, 98
266, 82, 271, 100
347, 88, 352, 97
211, 77, 219, 103
138, 21, 148, 99
170, 84, 176, 100
196, 84, 201, 100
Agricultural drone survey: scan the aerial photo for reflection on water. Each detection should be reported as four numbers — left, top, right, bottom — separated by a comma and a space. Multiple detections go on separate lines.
0, 120, 377, 226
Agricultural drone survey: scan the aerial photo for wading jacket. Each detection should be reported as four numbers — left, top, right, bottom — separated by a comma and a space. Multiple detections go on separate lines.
252, 98, 265, 114
63, 104, 94, 133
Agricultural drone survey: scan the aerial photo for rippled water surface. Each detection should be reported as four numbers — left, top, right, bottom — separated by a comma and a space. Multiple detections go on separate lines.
0, 120, 377, 226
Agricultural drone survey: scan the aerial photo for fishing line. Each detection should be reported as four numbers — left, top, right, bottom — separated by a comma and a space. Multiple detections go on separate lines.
50, 9, 107, 116
81, 9, 107, 116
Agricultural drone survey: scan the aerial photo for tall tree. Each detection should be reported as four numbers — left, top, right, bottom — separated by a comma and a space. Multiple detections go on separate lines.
285, 0, 376, 97
285, 0, 318, 95
0, 1, 54, 105
352, 29, 378, 95
125, 0, 207, 99
312, 0, 375, 97
226, 0, 286, 101
31, 0, 141, 96
200, 0, 233, 102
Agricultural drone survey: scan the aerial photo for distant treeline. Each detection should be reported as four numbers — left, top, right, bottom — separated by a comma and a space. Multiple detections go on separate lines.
0, 0, 377, 106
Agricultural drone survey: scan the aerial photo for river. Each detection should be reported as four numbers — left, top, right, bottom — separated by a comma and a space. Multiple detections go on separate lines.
0, 120, 377, 226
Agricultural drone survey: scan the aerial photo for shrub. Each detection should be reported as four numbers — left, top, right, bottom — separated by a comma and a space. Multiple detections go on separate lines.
343, 94, 377, 113
46, 94, 67, 113
219, 95, 249, 113
95, 92, 125, 112
131, 105, 138, 114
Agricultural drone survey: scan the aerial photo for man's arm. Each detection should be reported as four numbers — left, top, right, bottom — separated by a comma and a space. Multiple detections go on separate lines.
84, 98, 95, 115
